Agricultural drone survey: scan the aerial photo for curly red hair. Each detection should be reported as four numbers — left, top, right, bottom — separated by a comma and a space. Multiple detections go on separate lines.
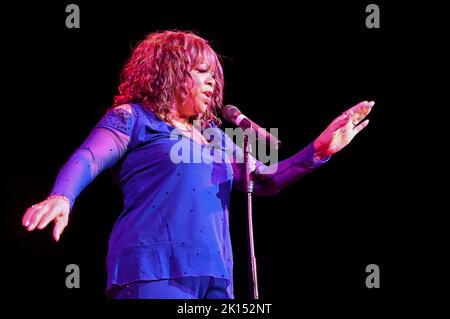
113, 30, 224, 127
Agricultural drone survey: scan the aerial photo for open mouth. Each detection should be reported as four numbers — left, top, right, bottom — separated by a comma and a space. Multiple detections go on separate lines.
203, 91, 213, 98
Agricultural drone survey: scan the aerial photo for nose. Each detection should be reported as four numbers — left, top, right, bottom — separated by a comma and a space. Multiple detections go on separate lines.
205, 72, 216, 87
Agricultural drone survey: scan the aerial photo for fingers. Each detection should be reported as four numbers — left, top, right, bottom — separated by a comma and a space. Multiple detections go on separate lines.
355, 101, 374, 122
358, 100, 375, 114
22, 202, 67, 234
343, 100, 374, 127
22, 205, 40, 227
23, 197, 70, 242
23, 204, 49, 231
332, 100, 375, 130
36, 209, 62, 230
53, 216, 68, 242
354, 119, 370, 133
343, 100, 367, 118
347, 100, 374, 115
330, 112, 353, 130
353, 100, 370, 109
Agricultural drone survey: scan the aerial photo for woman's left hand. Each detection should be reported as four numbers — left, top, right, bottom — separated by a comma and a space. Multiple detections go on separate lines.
313, 100, 375, 159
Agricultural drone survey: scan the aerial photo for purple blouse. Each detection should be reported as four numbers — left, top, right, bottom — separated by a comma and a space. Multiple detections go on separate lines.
50, 103, 329, 297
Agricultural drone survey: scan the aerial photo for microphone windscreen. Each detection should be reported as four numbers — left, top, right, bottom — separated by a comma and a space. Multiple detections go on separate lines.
222, 105, 241, 122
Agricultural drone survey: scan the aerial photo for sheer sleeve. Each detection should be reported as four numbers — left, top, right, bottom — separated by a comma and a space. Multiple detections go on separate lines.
49, 105, 135, 210
225, 130, 330, 195
251, 142, 330, 196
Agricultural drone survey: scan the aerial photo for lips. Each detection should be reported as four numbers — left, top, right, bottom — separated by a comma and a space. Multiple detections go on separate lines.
203, 91, 213, 98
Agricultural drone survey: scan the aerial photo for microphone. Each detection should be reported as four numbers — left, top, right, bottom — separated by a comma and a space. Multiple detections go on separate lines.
222, 105, 281, 149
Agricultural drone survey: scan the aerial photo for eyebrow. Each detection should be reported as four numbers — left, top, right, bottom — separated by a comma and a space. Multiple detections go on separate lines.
196, 55, 215, 68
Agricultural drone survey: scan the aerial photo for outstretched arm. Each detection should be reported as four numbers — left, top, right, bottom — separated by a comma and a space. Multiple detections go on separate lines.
231, 100, 374, 195
22, 104, 135, 241
251, 142, 328, 196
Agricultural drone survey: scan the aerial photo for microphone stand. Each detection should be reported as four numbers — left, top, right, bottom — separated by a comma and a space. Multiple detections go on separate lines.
244, 134, 259, 299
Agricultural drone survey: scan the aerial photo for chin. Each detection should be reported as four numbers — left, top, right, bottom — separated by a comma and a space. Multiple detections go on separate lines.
196, 104, 208, 115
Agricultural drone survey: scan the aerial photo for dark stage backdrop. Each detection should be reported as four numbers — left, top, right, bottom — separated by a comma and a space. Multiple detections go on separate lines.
3, 0, 445, 315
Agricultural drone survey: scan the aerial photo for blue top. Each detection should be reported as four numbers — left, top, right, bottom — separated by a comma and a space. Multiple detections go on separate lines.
50, 103, 329, 298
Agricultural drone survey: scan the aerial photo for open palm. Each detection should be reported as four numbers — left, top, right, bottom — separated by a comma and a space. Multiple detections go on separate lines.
314, 101, 374, 158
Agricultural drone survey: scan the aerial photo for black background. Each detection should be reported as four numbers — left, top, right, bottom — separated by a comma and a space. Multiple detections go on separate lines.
3, 0, 446, 315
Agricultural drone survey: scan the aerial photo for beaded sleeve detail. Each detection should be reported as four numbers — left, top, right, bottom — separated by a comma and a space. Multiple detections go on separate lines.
95, 107, 133, 136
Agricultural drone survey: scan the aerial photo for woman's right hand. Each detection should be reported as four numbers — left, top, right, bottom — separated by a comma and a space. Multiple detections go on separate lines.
22, 195, 71, 242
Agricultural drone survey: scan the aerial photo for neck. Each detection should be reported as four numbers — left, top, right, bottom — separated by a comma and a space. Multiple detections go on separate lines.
172, 113, 191, 125
170, 102, 193, 124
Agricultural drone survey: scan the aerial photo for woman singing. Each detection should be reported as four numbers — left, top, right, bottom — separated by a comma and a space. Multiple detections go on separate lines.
22, 30, 374, 299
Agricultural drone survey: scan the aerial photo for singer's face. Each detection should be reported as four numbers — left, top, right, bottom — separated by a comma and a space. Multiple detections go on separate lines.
178, 62, 216, 117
